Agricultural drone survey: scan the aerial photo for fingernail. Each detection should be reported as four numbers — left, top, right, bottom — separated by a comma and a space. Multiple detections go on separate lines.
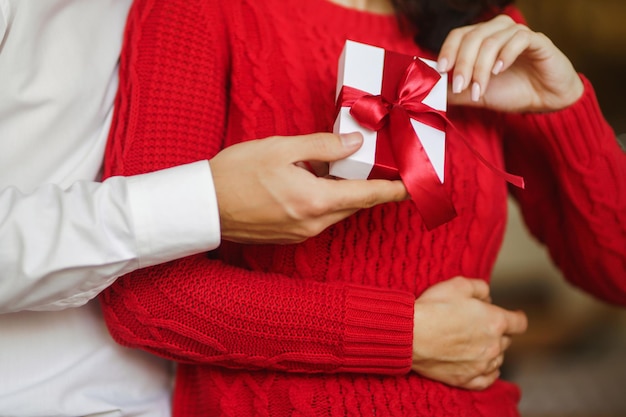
340, 132, 363, 148
492, 60, 504, 75
437, 57, 448, 73
452, 75, 464, 94
471, 82, 481, 102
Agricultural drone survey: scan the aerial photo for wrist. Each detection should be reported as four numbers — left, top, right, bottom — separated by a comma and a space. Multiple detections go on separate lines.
558, 73, 585, 110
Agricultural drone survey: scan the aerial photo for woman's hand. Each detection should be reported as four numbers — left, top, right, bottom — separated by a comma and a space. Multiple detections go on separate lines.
412, 277, 527, 390
437, 14, 584, 113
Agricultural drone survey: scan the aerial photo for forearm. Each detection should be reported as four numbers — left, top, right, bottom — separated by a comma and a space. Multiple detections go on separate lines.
100, 255, 415, 375
504, 75, 626, 304
0, 162, 219, 312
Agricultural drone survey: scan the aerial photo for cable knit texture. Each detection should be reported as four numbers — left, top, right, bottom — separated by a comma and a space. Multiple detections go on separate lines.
101, 0, 626, 415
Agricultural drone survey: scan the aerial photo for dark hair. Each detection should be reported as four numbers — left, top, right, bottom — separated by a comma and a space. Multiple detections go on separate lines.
390, 0, 515, 52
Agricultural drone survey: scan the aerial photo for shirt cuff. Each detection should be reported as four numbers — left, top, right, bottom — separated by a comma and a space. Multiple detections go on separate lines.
126, 161, 220, 268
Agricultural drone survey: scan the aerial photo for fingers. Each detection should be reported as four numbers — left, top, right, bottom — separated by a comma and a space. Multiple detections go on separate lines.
439, 15, 513, 91
467, 373, 500, 391
283, 131, 409, 210
464, 351, 509, 390
279, 176, 408, 239
317, 177, 409, 211
487, 355, 503, 373
443, 354, 504, 390
438, 14, 532, 102
467, 25, 530, 98
278, 131, 364, 163
465, 369, 501, 390
501, 335, 512, 351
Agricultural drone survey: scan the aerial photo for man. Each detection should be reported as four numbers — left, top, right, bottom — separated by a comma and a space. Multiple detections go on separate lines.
0, 1, 406, 415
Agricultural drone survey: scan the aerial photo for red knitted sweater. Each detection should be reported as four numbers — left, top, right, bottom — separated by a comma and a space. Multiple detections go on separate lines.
101, 0, 626, 415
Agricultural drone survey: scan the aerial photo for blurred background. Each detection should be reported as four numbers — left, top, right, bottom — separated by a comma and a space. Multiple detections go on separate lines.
492, 1, 626, 416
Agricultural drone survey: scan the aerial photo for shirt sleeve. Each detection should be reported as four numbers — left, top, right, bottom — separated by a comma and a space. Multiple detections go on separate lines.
0, 161, 220, 313
503, 75, 626, 305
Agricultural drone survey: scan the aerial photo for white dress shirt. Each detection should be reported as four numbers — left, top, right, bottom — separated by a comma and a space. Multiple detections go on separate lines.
0, 0, 220, 415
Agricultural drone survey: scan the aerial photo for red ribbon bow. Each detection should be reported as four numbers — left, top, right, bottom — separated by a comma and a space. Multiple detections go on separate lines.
338, 57, 455, 230
337, 54, 524, 230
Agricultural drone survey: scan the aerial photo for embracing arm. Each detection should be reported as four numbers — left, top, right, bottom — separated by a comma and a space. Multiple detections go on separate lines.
101, 251, 527, 383
101, 255, 415, 374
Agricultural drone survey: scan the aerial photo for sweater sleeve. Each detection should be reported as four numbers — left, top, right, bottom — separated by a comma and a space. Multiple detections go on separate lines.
503, 76, 626, 305
99, 0, 414, 375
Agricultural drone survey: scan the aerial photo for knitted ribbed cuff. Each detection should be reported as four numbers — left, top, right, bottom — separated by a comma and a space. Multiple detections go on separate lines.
340, 285, 415, 375
517, 75, 616, 167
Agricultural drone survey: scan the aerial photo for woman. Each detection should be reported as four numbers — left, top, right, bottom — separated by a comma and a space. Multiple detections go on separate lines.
100, 0, 626, 415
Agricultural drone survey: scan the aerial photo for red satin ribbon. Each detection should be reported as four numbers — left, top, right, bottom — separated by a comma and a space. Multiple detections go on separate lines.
337, 56, 524, 230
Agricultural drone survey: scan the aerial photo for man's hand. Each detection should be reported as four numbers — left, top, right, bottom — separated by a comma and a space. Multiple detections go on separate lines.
209, 132, 408, 244
412, 277, 528, 390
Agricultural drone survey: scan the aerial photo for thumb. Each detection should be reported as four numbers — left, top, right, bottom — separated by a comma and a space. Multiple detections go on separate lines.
502, 309, 528, 335
285, 132, 364, 163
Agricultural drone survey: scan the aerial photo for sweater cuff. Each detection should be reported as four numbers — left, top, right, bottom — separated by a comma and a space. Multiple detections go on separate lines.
515, 75, 616, 167
340, 285, 415, 374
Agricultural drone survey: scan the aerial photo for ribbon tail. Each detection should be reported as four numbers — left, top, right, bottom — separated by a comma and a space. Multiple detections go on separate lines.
447, 118, 525, 189
389, 106, 457, 230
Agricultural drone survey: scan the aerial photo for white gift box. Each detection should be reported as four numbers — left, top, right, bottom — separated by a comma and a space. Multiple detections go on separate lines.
329, 40, 447, 184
